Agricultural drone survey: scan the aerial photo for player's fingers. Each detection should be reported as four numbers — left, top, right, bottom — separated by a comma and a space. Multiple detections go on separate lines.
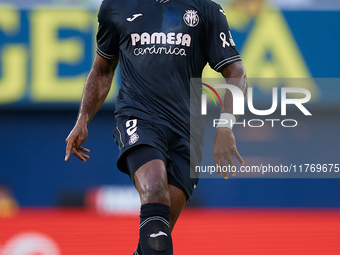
229, 159, 237, 177
65, 138, 74, 161
214, 155, 222, 176
75, 137, 85, 149
71, 147, 87, 162
231, 167, 236, 177
79, 146, 90, 153
220, 157, 228, 179
225, 157, 234, 179
234, 150, 244, 165
79, 151, 90, 159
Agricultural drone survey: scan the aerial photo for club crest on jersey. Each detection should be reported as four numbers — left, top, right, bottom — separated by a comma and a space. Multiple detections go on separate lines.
129, 132, 139, 145
183, 10, 199, 27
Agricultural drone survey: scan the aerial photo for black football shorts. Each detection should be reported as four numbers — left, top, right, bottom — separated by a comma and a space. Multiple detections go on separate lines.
112, 115, 199, 199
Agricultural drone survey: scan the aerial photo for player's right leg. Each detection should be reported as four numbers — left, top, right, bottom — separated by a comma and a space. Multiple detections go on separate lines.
130, 147, 190, 255
133, 157, 173, 255
132, 159, 188, 255
112, 116, 191, 255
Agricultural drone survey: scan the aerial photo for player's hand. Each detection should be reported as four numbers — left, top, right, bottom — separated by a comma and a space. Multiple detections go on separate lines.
65, 120, 90, 162
213, 127, 244, 179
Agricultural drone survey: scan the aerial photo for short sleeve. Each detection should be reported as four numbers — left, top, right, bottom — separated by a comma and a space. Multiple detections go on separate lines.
205, 4, 241, 72
96, 0, 119, 60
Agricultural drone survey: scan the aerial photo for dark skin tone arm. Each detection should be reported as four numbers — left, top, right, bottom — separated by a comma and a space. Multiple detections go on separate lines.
213, 61, 247, 179
65, 54, 119, 162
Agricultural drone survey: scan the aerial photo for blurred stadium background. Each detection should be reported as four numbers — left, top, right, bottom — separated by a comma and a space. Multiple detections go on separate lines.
0, 0, 339, 254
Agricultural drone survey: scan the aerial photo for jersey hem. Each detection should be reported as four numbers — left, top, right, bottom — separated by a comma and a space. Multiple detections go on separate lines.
213, 55, 241, 72
96, 47, 119, 60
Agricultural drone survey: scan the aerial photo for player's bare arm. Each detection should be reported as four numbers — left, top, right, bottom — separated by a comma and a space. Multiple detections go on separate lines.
213, 61, 247, 179
65, 54, 119, 162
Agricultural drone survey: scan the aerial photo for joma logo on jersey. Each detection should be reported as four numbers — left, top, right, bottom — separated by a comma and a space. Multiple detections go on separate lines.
131, 32, 191, 47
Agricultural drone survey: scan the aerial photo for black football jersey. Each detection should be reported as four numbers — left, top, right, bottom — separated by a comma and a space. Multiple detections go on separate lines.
97, 0, 241, 139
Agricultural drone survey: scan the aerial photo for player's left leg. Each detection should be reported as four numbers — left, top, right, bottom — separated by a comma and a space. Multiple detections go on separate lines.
168, 181, 187, 231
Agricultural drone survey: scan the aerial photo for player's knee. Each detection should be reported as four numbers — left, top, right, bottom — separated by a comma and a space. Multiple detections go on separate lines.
141, 181, 170, 204
134, 159, 170, 204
